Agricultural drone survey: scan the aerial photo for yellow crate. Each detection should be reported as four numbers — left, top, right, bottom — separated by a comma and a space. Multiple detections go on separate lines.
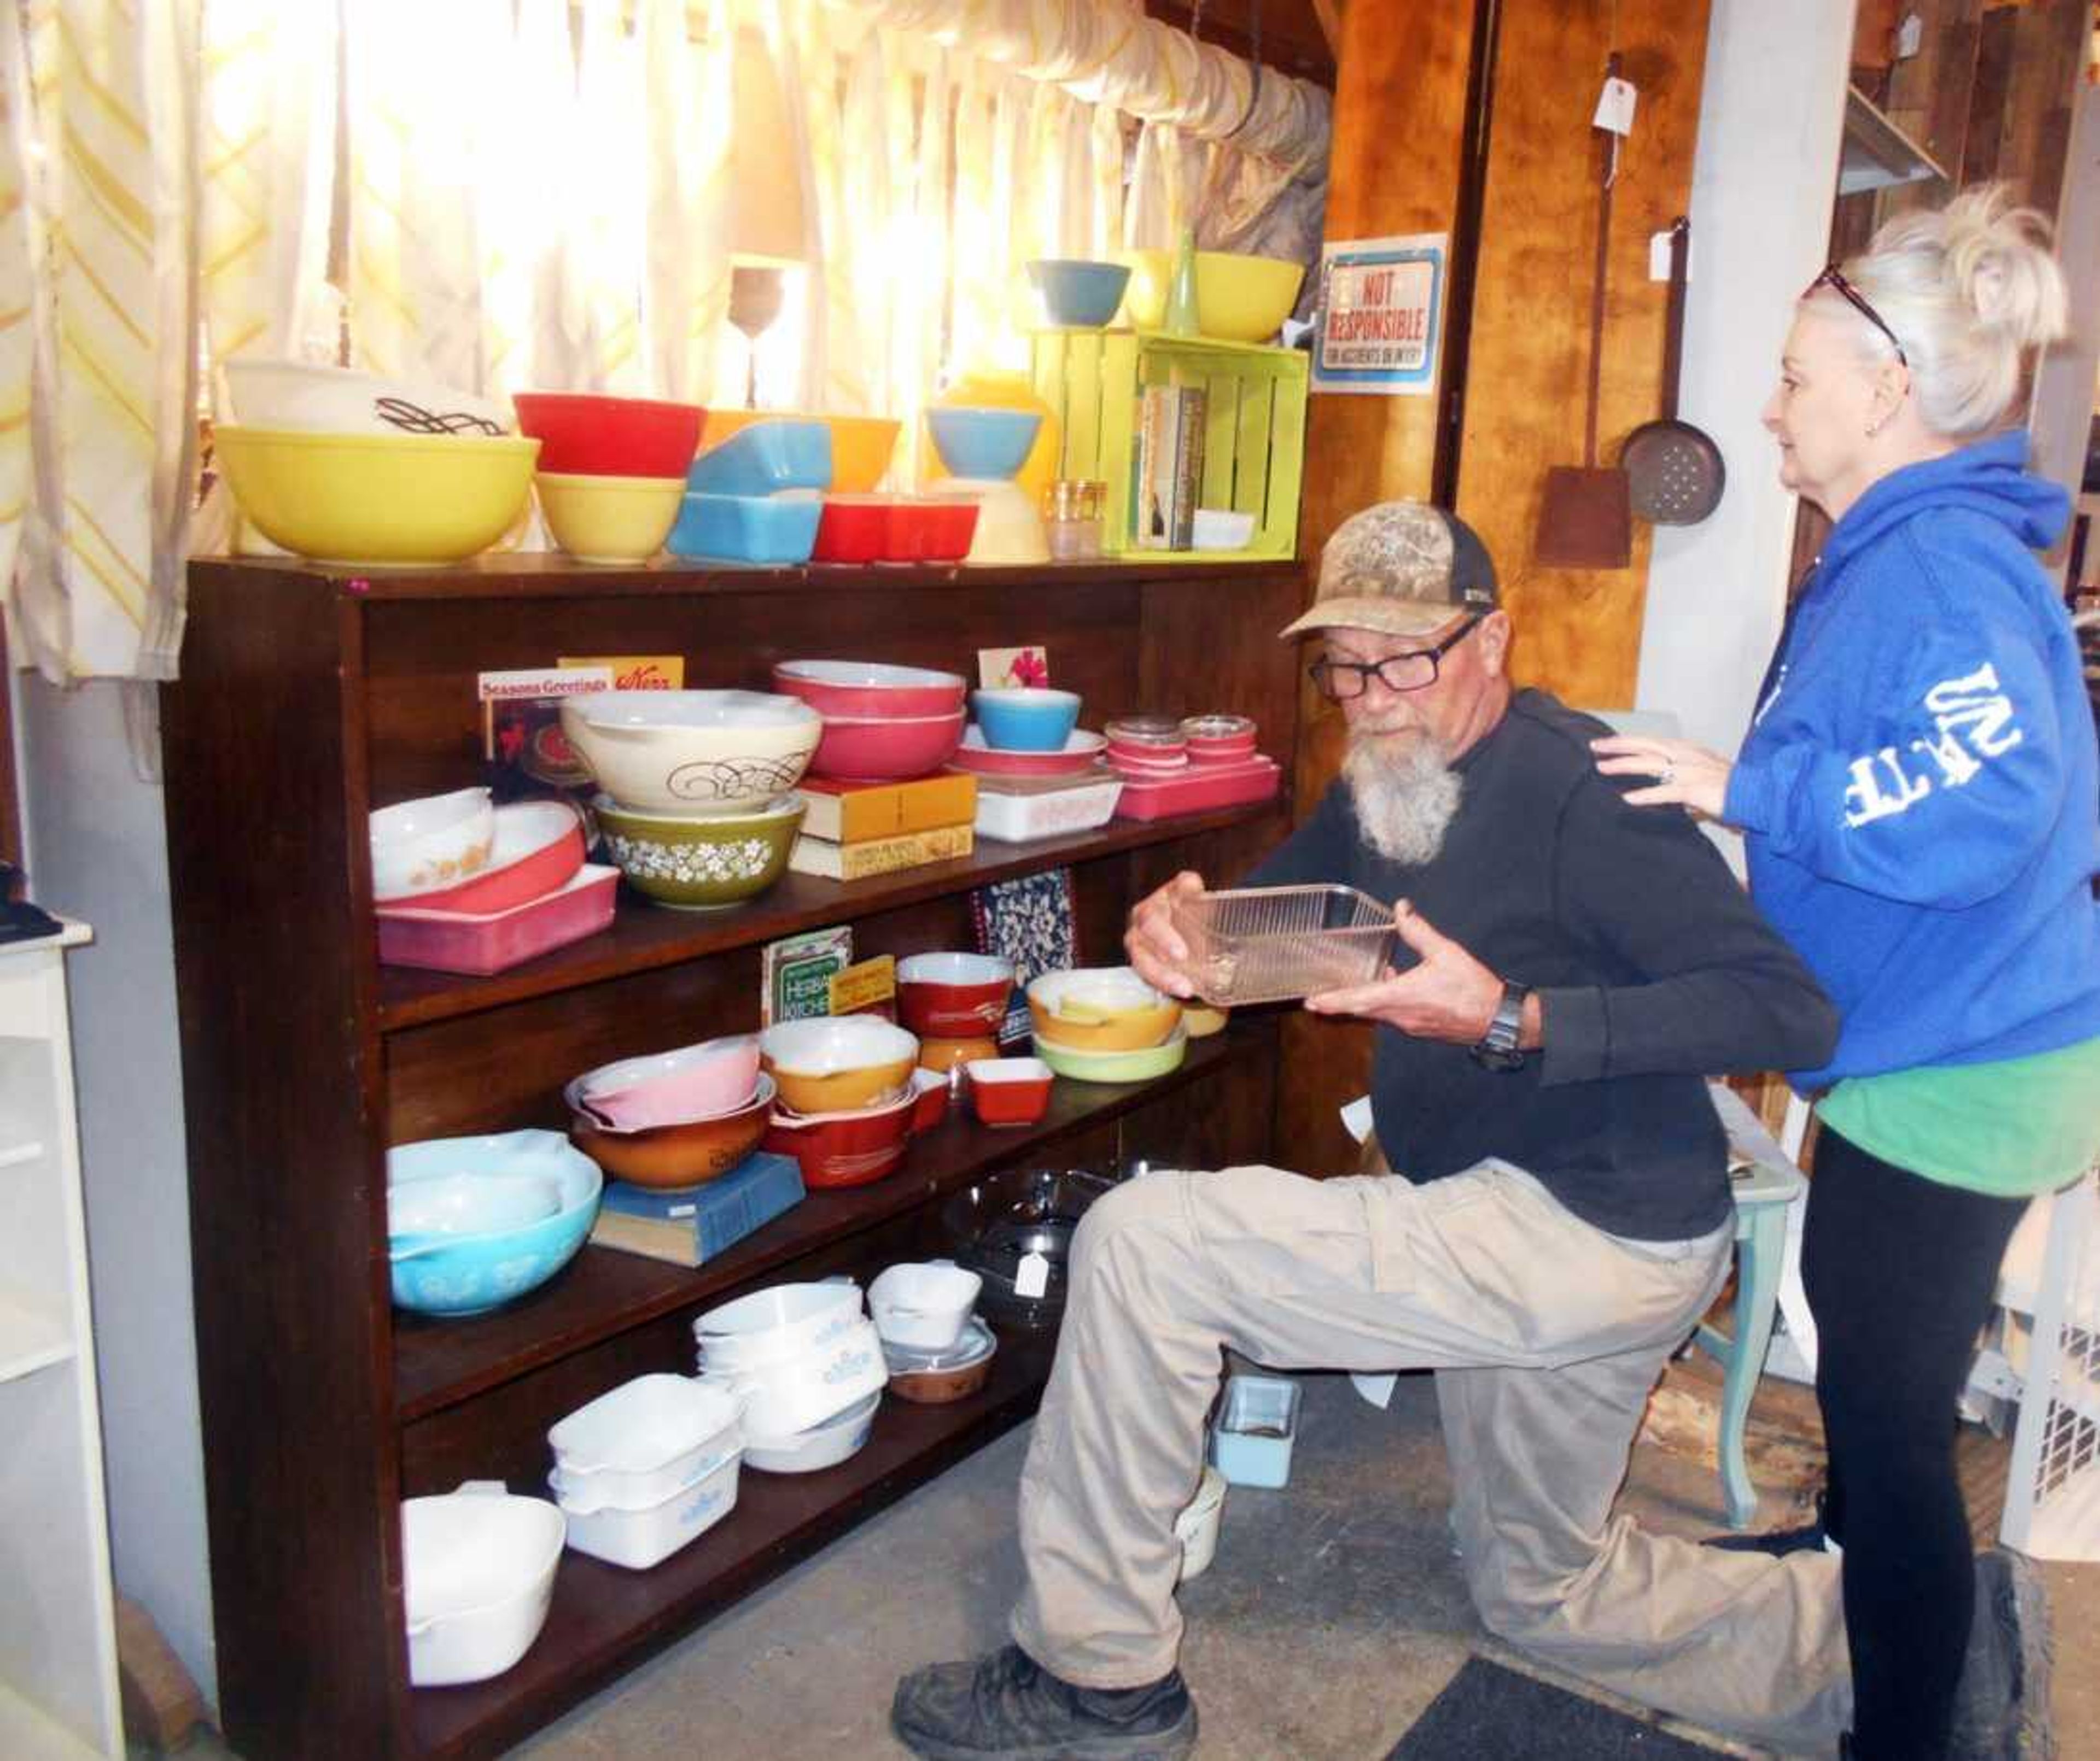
1029, 330, 1309, 562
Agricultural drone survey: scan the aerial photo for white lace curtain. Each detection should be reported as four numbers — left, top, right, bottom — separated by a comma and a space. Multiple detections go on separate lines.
1, 0, 1323, 684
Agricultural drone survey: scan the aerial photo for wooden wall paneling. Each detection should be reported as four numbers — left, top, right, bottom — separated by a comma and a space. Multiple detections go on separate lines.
1302, 0, 1479, 569
1881, 0, 1988, 215
1975, 0, 2092, 206
1453, 0, 1713, 711
1280, 0, 1484, 1182
1854, 0, 1909, 75
1964, 3, 2020, 186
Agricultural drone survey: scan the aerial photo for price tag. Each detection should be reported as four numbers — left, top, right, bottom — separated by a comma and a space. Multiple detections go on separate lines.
1592, 74, 1638, 137
1015, 1251, 1051, 1300
827, 954, 897, 1017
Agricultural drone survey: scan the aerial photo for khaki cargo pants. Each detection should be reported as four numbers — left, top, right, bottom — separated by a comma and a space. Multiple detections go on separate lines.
1009, 1160, 1851, 1753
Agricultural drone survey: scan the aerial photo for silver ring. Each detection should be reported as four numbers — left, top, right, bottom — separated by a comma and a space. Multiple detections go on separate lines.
1659, 763, 1676, 785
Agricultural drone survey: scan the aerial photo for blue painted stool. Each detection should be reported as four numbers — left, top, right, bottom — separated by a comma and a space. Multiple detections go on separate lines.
1695, 1084, 1807, 1530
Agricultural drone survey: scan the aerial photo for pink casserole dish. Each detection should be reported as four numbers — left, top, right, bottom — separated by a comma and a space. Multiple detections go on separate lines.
376, 864, 619, 975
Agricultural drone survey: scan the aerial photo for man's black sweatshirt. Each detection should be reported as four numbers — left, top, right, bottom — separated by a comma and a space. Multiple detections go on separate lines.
1248, 690, 1839, 1241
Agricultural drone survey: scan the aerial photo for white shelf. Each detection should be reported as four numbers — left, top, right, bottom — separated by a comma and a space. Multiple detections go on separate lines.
0, 1682, 103, 1761
0, 1296, 73, 1385
1839, 85, 1950, 196
0, 929, 118, 1757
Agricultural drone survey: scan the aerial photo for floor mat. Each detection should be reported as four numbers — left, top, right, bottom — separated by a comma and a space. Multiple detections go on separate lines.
1386, 1657, 1731, 1759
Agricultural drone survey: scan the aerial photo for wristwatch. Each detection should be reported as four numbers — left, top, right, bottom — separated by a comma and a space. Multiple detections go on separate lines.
1470, 980, 1531, 1072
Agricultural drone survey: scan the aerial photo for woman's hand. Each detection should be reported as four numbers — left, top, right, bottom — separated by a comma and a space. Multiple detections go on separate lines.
1590, 734, 1735, 822
1124, 870, 1207, 999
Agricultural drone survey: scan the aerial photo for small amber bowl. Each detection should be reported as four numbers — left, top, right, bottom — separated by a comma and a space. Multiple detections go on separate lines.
918, 1035, 1002, 1075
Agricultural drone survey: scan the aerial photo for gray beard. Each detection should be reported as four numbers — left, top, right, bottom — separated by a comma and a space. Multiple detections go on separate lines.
1343, 730, 1463, 868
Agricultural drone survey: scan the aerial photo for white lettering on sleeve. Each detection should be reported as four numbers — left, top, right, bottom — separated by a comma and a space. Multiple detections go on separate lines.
1844, 748, 1933, 827
1845, 662, 2025, 828
1921, 663, 2023, 759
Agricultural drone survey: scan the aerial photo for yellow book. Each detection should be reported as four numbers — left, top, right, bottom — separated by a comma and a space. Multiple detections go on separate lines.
796, 773, 978, 843
788, 823, 976, 881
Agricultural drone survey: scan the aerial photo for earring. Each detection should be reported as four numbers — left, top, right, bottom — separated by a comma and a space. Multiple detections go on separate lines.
1866, 412, 1889, 437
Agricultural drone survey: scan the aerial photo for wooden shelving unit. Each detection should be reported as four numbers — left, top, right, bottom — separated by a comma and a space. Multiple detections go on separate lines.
162, 553, 1305, 1759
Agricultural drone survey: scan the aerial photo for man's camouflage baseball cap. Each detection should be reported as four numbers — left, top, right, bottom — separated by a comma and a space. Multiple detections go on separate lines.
1279, 501, 1500, 641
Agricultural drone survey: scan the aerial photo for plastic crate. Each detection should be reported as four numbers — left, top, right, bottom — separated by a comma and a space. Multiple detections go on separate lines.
1029, 331, 1308, 561
1209, 1373, 1300, 1488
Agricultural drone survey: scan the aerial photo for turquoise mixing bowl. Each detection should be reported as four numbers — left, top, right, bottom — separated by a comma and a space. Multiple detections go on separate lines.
926, 407, 1042, 479
387, 1130, 602, 1317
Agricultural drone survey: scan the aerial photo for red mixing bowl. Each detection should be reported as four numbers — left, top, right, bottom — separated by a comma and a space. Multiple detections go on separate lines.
773, 660, 968, 719
897, 952, 1014, 1037
762, 1087, 919, 1189
511, 393, 705, 478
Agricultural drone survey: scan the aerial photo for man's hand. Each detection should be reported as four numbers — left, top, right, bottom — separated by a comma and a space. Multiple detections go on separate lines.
1124, 870, 1207, 999
1305, 901, 1514, 1046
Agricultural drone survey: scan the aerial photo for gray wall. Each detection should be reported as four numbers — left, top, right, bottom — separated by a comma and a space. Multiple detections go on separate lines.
1636, 0, 1854, 750
13, 669, 217, 1709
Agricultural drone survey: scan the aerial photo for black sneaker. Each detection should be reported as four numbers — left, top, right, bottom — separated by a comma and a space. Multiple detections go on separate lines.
1705, 1485, 1836, 1558
1949, 1547, 2055, 1760
1703, 1520, 1829, 1557
891, 1642, 1199, 1760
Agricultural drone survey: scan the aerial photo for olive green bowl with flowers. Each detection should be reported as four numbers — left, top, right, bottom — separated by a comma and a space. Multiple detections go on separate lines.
594, 792, 806, 910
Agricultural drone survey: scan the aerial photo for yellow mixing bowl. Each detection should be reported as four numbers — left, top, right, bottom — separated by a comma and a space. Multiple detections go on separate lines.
534, 471, 684, 564
1118, 250, 1306, 346
1026, 994, 1183, 1052
700, 410, 902, 493
213, 427, 540, 566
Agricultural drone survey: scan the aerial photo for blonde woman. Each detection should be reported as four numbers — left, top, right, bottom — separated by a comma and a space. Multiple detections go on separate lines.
1597, 188, 2097, 1760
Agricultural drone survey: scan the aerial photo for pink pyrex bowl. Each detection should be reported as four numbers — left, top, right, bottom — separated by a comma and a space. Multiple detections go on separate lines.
569, 1035, 763, 1133
808, 710, 967, 782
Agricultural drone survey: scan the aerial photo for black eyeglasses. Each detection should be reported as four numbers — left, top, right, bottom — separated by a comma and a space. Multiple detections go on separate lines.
1309, 615, 1485, 701
1805, 265, 1909, 367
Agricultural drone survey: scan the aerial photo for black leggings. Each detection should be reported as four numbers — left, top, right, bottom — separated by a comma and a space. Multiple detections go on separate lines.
1801, 1126, 2029, 1760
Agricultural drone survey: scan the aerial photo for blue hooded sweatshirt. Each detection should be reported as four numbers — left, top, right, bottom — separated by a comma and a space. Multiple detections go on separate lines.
1724, 429, 2100, 1090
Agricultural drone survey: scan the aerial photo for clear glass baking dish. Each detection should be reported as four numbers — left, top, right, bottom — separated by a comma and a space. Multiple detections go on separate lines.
1169, 884, 1396, 1005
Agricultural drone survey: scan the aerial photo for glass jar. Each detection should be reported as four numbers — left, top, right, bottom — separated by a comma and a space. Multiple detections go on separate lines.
1076, 481, 1106, 559
1044, 479, 1091, 562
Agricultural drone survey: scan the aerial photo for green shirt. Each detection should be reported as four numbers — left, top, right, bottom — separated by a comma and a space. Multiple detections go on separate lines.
1819, 1035, 2100, 1199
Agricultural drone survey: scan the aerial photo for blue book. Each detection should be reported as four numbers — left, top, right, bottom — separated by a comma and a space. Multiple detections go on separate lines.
589, 1151, 806, 1267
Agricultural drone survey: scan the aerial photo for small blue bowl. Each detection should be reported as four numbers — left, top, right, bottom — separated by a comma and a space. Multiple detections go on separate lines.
667, 492, 823, 564
686, 420, 833, 497
971, 687, 1082, 752
387, 1130, 602, 1317
927, 407, 1042, 480
1026, 258, 1133, 329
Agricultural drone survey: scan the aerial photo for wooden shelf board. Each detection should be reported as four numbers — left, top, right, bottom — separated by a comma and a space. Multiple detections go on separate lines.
407, 1325, 1054, 1760
0, 1681, 103, 1761
189, 552, 1303, 604
393, 1022, 1270, 1422
377, 803, 1286, 1032
0, 1140, 46, 1172
0, 1295, 74, 1386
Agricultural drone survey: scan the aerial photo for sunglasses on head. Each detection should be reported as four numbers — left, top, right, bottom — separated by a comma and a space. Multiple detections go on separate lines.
1804, 265, 1908, 367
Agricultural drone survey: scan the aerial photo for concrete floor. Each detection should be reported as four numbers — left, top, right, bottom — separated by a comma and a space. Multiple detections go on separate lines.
148, 1362, 2098, 1760
511, 1362, 2097, 1761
